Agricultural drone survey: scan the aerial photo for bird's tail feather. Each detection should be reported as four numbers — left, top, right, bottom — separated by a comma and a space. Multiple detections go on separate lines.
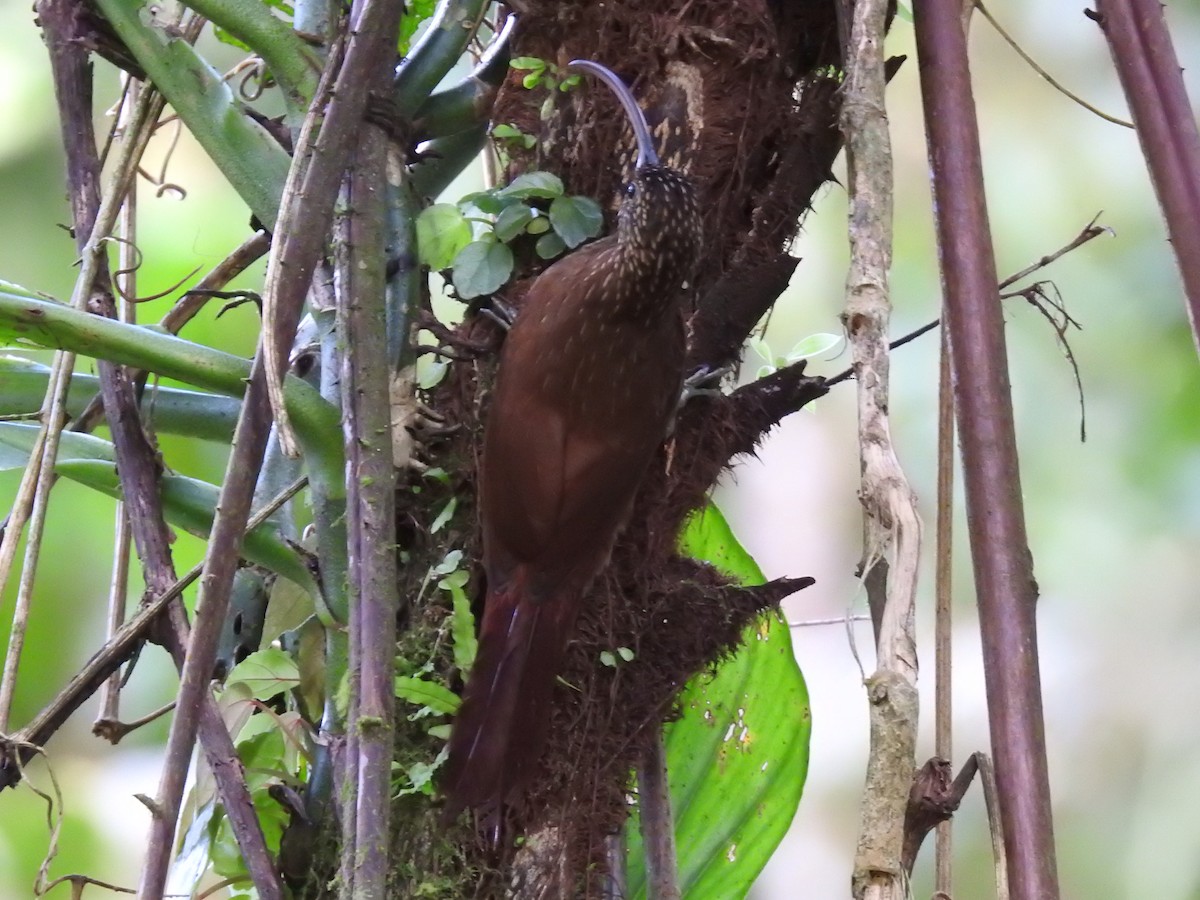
442, 573, 574, 815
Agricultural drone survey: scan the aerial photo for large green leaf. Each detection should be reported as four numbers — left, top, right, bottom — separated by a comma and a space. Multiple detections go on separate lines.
625, 504, 810, 899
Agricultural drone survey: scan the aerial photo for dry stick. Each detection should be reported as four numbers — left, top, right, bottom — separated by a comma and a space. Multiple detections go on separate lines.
136, 353, 280, 900
133, 33, 337, 900
637, 729, 681, 900
161, 231, 271, 335
841, 2, 923, 898
974, 751, 1011, 900
338, 107, 399, 897
1091, 0, 1200, 353
934, 5, 973, 882
913, 1, 1061, 897
0, 477, 307, 788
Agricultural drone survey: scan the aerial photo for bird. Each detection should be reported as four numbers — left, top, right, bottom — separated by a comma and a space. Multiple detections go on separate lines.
442, 59, 703, 816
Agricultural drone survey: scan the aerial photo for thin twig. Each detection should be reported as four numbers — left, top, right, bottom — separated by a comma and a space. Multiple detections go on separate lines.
98, 75, 142, 728
1, 2, 166, 734
933, 326, 954, 894
823, 217, 1109, 389
0, 477, 308, 789
974, 1, 1133, 129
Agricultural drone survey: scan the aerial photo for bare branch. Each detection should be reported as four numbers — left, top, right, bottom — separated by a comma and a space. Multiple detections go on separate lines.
914, 1, 1060, 895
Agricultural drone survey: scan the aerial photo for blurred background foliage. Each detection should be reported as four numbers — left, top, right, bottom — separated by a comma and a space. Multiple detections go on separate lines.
0, 2, 1197, 897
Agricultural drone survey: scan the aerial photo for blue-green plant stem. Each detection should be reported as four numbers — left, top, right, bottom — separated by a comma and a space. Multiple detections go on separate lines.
0, 288, 342, 498
410, 15, 513, 139
410, 123, 488, 200
294, 0, 338, 45
93, 0, 291, 227
393, 0, 491, 118
0, 357, 241, 443
385, 180, 422, 367
179, 0, 321, 112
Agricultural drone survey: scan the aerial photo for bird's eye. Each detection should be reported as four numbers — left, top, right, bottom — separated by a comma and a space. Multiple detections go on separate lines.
626, 183, 636, 197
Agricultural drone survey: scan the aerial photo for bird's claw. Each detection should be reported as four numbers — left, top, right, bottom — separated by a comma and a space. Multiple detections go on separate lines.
679, 364, 732, 406
480, 299, 517, 331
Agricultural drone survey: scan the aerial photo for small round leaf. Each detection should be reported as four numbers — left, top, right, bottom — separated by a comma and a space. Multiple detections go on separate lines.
416, 203, 472, 270
535, 231, 566, 260
495, 204, 534, 242
549, 195, 603, 248
499, 171, 565, 200
452, 241, 514, 299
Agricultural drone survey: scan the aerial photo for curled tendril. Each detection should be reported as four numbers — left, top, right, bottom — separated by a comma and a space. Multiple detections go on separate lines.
224, 57, 270, 102
104, 235, 201, 305
131, 115, 187, 200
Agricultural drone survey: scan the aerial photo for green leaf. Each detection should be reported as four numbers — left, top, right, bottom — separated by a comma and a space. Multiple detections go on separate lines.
787, 332, 843, 361
498, 171, 564, 200
452, 241, 514, 299
535, 231, 566, 260
494, 204, 534, 242
213, 26, 252, 51
225, 648, 301, 702
430, 496, 457, 533
395, 675, 461, 715
0, 426, 112, 473
399, 0, 437, 53
459, 190, 505, 215
549, 195, 603, 248
416, 203, 473, 270
449, 588, 477, 675
625, 503, 810, 900
261, 576, 316, 646
525, 213, 551, 235
433, 549, 463, 576
509, 56, 547, 73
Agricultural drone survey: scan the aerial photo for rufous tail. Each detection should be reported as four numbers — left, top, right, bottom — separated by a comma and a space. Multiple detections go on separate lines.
442, 574, 575, 816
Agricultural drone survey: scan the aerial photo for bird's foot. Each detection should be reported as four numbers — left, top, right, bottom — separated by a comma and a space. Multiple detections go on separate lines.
390, 366, 458, 471
679, 364, 732, 406
479, 298, 517, 331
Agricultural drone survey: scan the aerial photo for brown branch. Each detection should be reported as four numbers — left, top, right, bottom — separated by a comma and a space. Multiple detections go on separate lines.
901, 755, 979, 873
1091, 0, 1200, 353
914, 1, 1060, 896
337, 45, 402, 895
